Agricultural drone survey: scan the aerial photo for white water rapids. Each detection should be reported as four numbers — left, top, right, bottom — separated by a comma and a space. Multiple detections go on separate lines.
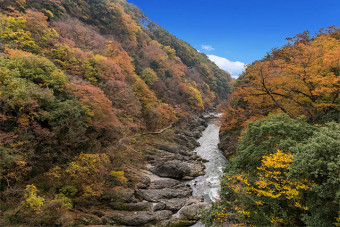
189, 115, 228, 226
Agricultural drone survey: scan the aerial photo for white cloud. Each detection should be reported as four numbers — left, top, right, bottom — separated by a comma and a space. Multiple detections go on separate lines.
207, 55, 245, 78
201, 45, 215, 51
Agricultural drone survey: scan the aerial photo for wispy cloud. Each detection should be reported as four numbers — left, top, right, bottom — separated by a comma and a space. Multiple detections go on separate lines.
201, 45, 215, 51
207, 55, 245, 78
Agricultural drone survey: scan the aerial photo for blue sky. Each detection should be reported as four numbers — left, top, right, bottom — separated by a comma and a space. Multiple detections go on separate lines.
127, 0, 340, 77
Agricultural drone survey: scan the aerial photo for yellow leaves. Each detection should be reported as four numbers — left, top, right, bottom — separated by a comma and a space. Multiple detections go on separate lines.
23, 184, 45, 213
335, 211, 340, 227
83, 183, 104, 197
260, 149, 292, 169
255, 200, 264, 205
46, 166, 62, 179
252, 150, 313, 201
0, 14, 41, 53
46, 153, 113, 198
221, 149, 314, 225
235, 207, 251, 217
42, 9, 54, 19
110, 171, 128, 184
224, 174, 250, 194
188, 83, 204, 110
294, 202, 308, 211
270, 216, 284, 224
52, 194, 73, 210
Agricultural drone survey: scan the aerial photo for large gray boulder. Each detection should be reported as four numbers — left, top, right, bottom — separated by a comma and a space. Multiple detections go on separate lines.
137, 187, 192, 202
150, 160, 205, 179
179, 202, 211, 220
103, 210, 172, 226
150, 160, 191, 179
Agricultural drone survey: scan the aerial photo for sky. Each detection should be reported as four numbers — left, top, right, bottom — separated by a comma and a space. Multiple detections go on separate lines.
127, 0, 340, 77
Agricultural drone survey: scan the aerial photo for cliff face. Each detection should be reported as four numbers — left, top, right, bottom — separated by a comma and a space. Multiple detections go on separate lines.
0, 0, 231, 225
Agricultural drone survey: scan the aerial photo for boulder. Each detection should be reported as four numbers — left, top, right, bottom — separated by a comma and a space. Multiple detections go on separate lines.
161, 198, 187, 212
103, 210, 172, 226
150, 160, 205, 179
108, 201, 151, 211
179, 202, 211, 220
137, 188, 192, 202
101, 188, 137, 203
152, 202, 166, 211
150, 160, 191, 179
148, 178, 184, 189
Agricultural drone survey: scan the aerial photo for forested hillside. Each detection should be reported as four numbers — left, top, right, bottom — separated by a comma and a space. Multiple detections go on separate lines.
204, 28, 340, 226
0, 0, 231, 225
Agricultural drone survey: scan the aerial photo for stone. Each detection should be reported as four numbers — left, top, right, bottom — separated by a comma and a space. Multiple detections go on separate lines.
179, 202, 211, 221
161, 198, 187, 212
109, 201, 151, 211
101, 188, 137, 203
149, 178, 184, 189
152, 202, 166, 211
150, 160, 191, 179
103, 210, 172, 226
136, 188, 192, 202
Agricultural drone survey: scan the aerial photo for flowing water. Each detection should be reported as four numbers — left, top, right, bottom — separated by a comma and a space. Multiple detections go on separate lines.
189, 115, 228, 226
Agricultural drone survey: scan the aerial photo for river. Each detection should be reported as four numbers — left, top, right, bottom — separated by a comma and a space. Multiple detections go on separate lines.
189, 115, 228, 226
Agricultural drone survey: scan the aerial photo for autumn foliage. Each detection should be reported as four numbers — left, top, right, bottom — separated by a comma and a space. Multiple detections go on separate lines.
206, 28, 340, 227
0, 0, 231, 225
220, 27, 340, 155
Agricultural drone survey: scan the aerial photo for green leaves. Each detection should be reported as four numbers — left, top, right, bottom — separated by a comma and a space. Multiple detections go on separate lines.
289, 123, 340, 227
140, 67, 158, 86
0, 14, 41, 53
1, 51, 68, 93
233, 114, 316, 174
205, 115, 340, 226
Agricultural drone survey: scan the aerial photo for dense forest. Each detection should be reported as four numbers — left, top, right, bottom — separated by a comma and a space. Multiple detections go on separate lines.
203, 28, 340, 226
0, 0, 232, 225
1, 0, 339, 227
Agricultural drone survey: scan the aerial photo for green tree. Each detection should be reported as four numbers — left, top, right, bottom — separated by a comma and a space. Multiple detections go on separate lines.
140, 67, 158, 86
289, 123, 340, 227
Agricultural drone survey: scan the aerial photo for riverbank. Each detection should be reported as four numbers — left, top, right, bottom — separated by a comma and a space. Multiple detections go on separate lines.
63, 113, 225, 226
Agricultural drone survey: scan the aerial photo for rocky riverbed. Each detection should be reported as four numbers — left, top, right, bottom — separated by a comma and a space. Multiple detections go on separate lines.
75, 114, 221, 226
131, 115, 213, 226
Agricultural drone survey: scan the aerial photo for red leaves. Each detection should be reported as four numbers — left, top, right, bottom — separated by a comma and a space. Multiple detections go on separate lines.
67, 82, 121, 132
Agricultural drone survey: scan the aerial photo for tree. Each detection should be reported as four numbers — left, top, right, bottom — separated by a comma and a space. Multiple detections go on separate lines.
289, 123, 340, 227
204, 115, 340, 226
0, 14, 40, 53
140, 67, 158, 86
212, 150, 313, 226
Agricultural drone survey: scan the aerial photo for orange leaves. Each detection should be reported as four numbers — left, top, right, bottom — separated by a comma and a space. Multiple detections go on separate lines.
224, 28, 340, 134
105, 41, 135, 77
67, 82, 121, 132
